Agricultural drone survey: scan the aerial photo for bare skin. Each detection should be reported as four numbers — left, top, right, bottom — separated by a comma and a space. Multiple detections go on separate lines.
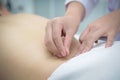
0, 14, 80, 80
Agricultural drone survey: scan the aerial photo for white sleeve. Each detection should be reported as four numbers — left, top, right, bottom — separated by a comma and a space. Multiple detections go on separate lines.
65, 0, 99, 18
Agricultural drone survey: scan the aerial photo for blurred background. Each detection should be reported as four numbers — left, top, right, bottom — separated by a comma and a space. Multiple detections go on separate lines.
0, 0, 107, 37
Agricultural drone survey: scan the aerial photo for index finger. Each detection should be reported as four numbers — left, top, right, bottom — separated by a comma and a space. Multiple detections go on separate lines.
52, 22, 66, 57
45, 21, 59, 55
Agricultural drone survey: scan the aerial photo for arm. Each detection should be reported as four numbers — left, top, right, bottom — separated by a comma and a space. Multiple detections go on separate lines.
65, 0, 99, 18
65, 1, 85, 24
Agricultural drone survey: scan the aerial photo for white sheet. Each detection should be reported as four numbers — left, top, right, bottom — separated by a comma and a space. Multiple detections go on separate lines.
48, 40, 120, 80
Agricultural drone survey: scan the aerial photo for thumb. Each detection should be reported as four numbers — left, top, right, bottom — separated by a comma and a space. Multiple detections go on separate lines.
64, 33, 73, 55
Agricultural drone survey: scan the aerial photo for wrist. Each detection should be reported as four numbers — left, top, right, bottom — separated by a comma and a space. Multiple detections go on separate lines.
65, 1, 85, 22
64, 15, 80, 28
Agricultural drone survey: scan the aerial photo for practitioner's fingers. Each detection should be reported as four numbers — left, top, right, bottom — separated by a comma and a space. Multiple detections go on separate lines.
52, 21, 66, 57
45, 21, 59, 55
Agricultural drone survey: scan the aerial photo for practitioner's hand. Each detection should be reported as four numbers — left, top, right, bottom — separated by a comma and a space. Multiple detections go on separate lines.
45, 15, 79, 57
45, 1, 85, 57
79, 10, 120, 53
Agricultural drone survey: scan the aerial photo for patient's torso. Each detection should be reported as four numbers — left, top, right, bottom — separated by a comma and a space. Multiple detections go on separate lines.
0, 14, 80, 80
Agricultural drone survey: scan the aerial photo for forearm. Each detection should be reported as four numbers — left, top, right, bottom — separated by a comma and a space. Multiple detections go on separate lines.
65, 1, 85, 25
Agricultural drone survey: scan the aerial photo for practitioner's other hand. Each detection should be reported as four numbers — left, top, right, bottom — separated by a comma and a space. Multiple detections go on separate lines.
79, 10, 120, 53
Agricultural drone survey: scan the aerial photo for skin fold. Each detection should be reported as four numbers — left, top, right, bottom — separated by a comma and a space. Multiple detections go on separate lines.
0, 14, 80, 80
